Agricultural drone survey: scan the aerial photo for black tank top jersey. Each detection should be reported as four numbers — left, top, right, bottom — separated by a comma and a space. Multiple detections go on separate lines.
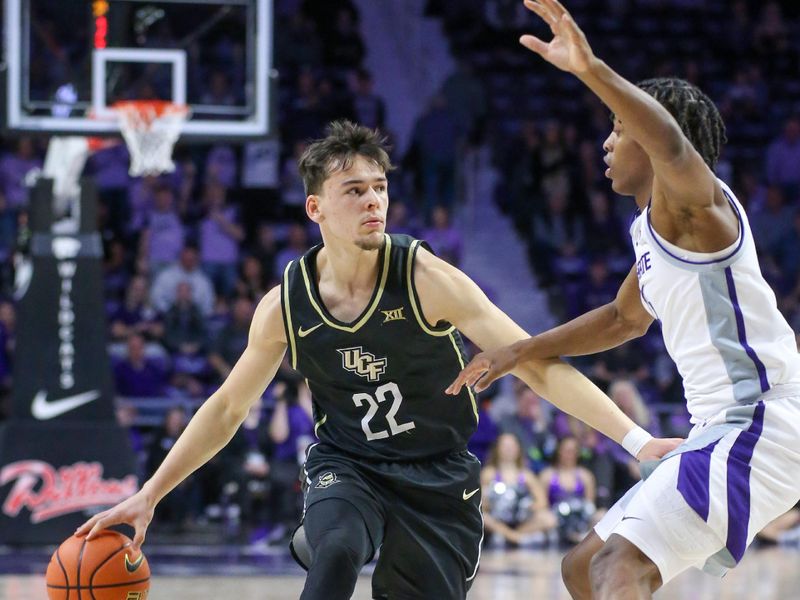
280, 234, 478, 461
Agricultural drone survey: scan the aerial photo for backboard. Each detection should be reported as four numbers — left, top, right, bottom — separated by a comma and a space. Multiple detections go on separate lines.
3, 0, 273, 141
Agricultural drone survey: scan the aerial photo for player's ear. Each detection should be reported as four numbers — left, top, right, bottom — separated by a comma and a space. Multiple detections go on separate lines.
306, 194, 322, 223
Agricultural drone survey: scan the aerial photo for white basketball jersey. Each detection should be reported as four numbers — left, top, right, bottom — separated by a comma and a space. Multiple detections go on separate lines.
631, 179, 800, 423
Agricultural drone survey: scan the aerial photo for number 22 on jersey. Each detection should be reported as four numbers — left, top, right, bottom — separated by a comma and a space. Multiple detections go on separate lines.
352, 382, 416, 441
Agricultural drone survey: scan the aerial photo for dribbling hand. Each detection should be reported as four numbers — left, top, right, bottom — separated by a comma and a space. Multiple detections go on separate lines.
519, 0, 596, 75
74, 489, 155, 553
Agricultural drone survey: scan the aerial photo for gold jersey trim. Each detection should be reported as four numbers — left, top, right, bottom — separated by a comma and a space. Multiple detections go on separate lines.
282, 261, 298, 369
448, 331, 479, 423
406, 239, 455, 337
314, 413, 328, 436
299, 234, 393, 333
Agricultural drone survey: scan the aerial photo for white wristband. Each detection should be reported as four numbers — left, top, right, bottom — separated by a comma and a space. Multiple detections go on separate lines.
621, 426, 653, 459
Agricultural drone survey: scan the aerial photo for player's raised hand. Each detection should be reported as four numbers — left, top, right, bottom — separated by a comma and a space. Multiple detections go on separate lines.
75, 490, 155, 552
446, 345, 520, 395
519, 0, 595, 75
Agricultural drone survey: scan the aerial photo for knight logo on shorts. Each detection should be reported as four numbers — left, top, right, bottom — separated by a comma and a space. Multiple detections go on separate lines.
315, 472, 340, 489
337, 347, 387, 382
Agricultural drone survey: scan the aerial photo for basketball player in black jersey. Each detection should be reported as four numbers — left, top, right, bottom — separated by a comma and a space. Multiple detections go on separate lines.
77, 121, 680, 599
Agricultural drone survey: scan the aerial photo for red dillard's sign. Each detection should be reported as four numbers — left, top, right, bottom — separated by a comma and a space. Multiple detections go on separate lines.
1, 460, 137, 523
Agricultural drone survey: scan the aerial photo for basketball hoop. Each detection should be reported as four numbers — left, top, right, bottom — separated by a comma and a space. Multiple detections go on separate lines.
112, 100, 189, 177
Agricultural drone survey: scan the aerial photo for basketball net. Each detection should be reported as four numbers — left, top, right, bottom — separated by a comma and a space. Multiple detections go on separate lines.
113, 100, 189, 177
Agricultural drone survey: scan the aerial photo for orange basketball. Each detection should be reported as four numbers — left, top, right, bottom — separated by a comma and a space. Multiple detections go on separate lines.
45, 530, 150, 600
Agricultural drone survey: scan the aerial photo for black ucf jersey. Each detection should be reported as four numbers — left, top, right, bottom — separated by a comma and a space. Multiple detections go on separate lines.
280, 234, 478, 461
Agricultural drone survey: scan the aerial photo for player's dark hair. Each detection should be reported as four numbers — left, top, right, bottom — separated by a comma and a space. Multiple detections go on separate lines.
299, 120, 394, 196
634, 78, 727, 169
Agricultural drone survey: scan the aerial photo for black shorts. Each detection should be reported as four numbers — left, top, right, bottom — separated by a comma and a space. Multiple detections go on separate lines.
294, 442, 483, 600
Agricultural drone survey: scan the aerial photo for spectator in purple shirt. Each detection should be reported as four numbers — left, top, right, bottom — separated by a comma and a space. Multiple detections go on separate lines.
566, 258, 619, 319
87, 143, 131, 191
751, 185, 796, 256
127, 175, 159, 234
141, 185, 185, 275
281, 142, 309, 223
208, 296, 253, 383
500, 384, 557, 474
199, 182, 244, 298
205, 144, 238, 189
110, 275, 164, 343
409, 94, 460, 217
421, 205, 462, 266
765, 115, 800, 199
86, 144, 132, 237
0, 138, 42, 210
235, 255, 270, 302
467, 398, 499, 464
386, 200, 418, 238
113, 333, 170, 397
249, 222, 278, 285
350, 68, 385, 130
274, 223, 310, 276
267, 379, 315, 542
104, 239, 132, 310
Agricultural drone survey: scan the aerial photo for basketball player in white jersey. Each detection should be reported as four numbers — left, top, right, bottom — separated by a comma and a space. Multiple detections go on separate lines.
448, 1, 800, 598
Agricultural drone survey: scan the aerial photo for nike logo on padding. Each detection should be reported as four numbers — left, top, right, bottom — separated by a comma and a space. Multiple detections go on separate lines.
463, 488, 480, 501
621, 515, 643, 522
31, 390, 100, 420
297, 323, 323, 338
125, 553, 145, 573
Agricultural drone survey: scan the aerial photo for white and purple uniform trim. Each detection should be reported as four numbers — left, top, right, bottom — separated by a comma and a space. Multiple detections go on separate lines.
601, 179, 800, 577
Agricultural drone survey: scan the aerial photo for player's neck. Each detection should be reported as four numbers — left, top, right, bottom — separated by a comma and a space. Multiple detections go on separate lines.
316, 242, 381, 294
634, 188, 651, 210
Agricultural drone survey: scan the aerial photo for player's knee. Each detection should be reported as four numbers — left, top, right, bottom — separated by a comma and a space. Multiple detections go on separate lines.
589, 535, 656, 591
561, 544, 592, 599
310, 526, 370, 574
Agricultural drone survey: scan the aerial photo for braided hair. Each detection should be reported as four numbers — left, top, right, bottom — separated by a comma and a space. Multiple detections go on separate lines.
635, 78, 727, 169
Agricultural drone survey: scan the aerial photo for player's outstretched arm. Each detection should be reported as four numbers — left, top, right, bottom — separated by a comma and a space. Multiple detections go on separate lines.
447, 266, 652, 394
415, 250, 679, 460
75, 286, 288, 550
520, 0, 717, 209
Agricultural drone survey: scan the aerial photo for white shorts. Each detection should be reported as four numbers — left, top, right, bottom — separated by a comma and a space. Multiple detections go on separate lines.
595, 388, 800, 584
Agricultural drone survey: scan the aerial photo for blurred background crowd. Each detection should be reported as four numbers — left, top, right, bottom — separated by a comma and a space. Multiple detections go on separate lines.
1, 0, 800, 548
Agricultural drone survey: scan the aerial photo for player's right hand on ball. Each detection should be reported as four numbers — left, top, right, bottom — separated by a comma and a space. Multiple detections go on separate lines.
446, 344, 520, 395
75, 489, 155, 552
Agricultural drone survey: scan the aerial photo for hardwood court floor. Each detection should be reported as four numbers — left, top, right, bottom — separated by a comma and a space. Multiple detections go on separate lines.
1, 546, 798, 599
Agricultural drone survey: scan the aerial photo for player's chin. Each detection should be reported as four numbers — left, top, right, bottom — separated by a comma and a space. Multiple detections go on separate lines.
608, 175, 627, 196
355, 231, 385, 251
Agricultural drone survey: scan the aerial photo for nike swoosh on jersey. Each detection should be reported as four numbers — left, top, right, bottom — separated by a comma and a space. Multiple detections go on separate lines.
125, 553, 145, 573
297, 323, 323, 338
31, 390, 101, 420
462, 488, 480, 501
